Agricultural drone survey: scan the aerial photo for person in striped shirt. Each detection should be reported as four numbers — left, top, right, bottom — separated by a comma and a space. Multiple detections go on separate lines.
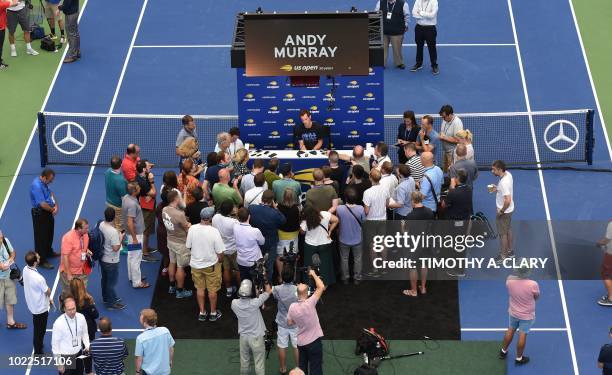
403, 143, 424, 183
90, 317, 128, 375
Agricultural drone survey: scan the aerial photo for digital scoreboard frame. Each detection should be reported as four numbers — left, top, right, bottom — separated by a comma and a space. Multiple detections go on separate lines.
244, 13, 370, 77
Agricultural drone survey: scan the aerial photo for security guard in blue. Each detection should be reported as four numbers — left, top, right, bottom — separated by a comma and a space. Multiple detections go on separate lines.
30, 168, 59, 269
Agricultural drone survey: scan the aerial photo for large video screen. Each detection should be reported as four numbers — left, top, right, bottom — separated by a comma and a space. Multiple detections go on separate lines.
244, 13, 369, 77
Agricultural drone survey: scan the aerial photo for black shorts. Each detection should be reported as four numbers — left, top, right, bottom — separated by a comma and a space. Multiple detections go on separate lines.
7, 8, 30, 34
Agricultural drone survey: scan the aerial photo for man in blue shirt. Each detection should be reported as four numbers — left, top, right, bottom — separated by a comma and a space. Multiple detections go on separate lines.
135, 309, 175, 375
29, 168, 58, 269
249, 191, 286, 283
419, 152, 443, 215
416, 115, 440, 154
90, 317, 128, 375
388, 164, 416, 219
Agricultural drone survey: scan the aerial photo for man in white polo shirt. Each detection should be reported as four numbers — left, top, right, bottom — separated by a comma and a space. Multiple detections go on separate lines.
363, 169, 390, 278
212, 200, 240, 298
52, 297, 90, 374
491, 160, 514, 264
23, 251, 52, 355
438, 104, 464, 172
363, 169, 389, 221
187, 207, 225, 322
411, 0, 439, 75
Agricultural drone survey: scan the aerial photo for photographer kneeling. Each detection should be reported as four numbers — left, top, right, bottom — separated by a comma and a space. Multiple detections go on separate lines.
231, 279, 271, 375
287, 270, 325, 375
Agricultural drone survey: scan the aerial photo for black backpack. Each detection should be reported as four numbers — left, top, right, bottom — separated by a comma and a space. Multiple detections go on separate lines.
88, 220, 106, 262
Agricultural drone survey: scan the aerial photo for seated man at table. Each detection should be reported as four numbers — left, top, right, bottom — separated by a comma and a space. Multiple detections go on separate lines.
295, 109, 324, 151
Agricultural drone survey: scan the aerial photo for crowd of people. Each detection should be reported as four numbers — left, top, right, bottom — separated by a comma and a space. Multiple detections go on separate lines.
0, 0, 81, 69
0, 106, 610, 374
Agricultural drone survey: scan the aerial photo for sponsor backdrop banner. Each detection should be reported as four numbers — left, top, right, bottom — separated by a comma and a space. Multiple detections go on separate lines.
237, 67, 384, 150
244, 14, 369, 77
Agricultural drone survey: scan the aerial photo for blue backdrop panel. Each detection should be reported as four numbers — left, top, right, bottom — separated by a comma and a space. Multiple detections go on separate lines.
237, 67, 384, 150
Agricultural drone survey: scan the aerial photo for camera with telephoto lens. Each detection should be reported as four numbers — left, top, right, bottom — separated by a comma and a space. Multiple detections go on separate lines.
250, 254, 268, 294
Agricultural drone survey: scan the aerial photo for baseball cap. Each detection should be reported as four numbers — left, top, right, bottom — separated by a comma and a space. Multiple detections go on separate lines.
238, 279, 253, 298
200, 207, 215, 220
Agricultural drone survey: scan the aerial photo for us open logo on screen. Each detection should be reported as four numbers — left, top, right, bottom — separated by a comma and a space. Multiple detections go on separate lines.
52, 122, 87, 155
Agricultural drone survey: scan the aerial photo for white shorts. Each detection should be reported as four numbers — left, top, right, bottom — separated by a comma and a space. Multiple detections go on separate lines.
277, 238, 298, 256
277, 325, 298, 349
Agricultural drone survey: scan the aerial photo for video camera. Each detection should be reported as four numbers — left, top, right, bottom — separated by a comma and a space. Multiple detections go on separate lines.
250, 253, 268, 294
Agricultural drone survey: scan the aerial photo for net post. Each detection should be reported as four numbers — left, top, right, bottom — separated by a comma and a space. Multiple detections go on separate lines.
586, 109, 595, 165
37, 112, 48, 167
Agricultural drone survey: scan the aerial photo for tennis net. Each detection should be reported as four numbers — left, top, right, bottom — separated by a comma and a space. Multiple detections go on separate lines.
37, 109, 594, 168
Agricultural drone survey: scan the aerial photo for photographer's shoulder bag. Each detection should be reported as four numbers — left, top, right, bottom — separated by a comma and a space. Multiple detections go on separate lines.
40, 36, 57, 52
423, 173, 445, 219
2, 237, 22, 282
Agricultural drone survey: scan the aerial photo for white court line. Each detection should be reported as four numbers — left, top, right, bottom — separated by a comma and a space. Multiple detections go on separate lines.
568, 0, 612, 161
13, 0, 93, 374
46, 327, 568, 333
132, 43, 516, 49
25, 0, 151, 374
507, 0, 579, 374
45, 328, 144, 332
46, 0, 150, 300
461, 328, 567, 332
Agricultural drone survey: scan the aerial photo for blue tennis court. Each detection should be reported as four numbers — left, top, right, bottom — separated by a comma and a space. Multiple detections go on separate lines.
1, 0, 611, 374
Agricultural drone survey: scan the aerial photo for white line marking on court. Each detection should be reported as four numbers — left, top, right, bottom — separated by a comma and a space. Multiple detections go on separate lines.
461, 328, 568, 332
45, 328, 144, 332
132, 43, 516, 49
25, 1, 150, 374
507, 0, 579, 374
568, 0, 612, 161
18, 1, 93, 373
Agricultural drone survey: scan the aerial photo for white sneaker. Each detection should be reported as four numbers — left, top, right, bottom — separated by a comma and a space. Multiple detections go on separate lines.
60, 37, 66, 44
27, 48, 39, 56
10, 49, 17, 57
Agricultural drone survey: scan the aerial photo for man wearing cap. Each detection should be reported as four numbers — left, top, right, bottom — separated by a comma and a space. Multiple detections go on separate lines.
499, 264, 539, 366
186, 207, 225, 322
231, 279, 272, 375
598, 327, 612, 374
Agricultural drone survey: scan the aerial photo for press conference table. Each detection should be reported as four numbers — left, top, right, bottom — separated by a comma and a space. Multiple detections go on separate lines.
247, 149, 354, 170
248, 149, 353, 159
